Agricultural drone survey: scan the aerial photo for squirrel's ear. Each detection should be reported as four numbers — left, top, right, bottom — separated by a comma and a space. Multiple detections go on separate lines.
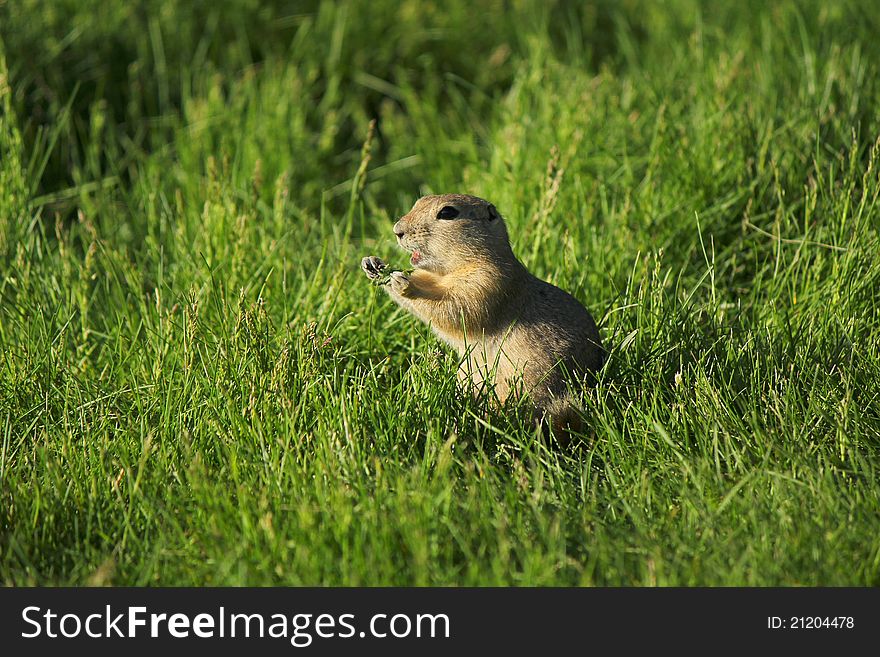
486, 203, 499, 221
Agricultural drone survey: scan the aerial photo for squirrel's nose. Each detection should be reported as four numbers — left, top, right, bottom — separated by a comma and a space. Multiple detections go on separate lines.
393, 221, 406, 239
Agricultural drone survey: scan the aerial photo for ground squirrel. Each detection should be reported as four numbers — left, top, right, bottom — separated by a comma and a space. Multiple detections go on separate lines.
362, 193, 603, 436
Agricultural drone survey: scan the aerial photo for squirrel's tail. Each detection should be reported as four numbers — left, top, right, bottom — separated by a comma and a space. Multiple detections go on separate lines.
542, 395, 584, 443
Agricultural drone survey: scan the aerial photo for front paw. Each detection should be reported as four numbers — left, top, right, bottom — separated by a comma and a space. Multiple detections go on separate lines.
361, 255, 386, 280
389, 271, 410, 294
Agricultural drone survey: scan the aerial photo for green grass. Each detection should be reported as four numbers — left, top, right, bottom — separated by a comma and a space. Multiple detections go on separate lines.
1, 0, 879, 586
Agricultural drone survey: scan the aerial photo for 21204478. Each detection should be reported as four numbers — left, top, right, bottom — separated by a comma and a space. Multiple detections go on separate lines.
768, 617, 854, 629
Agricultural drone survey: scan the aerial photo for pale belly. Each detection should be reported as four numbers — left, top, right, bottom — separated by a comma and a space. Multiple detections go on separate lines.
444, 330, 548, 404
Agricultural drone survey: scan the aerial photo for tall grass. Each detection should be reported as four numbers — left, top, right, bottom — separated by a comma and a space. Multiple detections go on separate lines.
1, 0, 878, 585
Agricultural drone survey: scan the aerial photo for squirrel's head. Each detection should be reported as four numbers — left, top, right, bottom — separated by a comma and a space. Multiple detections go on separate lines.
392, 194, 512, 272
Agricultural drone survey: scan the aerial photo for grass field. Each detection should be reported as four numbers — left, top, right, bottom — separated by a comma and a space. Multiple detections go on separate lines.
1, 0, 879, 586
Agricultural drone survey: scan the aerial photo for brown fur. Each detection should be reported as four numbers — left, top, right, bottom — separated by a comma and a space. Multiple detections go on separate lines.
362, 194, 603, 436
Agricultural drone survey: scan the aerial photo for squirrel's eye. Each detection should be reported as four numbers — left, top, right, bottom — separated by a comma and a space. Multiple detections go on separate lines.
437, 206, 460, 220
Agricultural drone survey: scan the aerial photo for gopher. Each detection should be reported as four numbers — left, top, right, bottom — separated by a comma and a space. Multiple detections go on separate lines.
361, 193, 603, 436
